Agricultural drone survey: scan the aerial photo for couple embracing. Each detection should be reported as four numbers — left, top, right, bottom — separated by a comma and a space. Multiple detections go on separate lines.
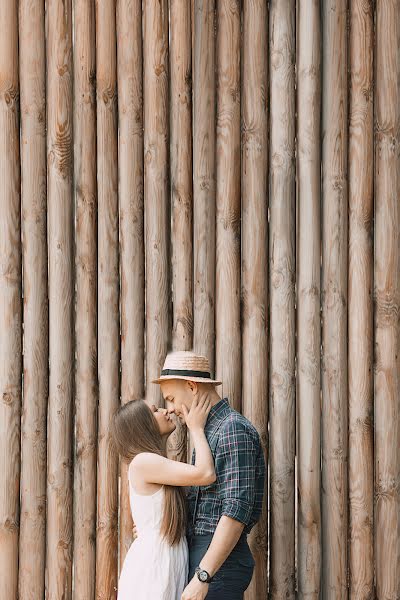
111, 351, 265, 599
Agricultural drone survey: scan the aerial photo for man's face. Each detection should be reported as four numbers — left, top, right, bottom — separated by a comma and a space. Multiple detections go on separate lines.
160, 379, 195, 422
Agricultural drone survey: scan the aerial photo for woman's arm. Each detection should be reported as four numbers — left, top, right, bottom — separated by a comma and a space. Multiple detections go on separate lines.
133, 396, 216, 487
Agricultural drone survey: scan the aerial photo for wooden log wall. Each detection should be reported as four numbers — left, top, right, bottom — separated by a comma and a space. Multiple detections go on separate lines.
1, 2, 400, 599
296, 1, 321, 597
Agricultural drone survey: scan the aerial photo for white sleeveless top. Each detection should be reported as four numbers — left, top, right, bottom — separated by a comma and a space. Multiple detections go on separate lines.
117, 462, 188, 599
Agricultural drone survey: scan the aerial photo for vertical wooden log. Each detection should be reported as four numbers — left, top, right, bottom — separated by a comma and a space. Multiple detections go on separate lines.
0, 2, 21, 598
73, 1, 97, 598
117, 0, 145, 567
242, 1, 269, 598
169, 0, 193, 463
95, 1, 119, 598
193, 0, 216, 370
143, 0, 170, 408
375, 1, 400, 596
18, 2, 47, 598
215, 0, 241, 410
170, 0, 193, 354
321, 1, 348, 597
269, 1, 296, 598
296, 1, 321, 597
348, 1, 374, 597
46, 1, 74, 597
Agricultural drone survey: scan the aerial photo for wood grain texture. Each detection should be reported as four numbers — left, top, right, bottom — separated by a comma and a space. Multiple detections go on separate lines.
215, 0, 241, 411
269, 1, 296, 597
348, 1, 374, 598
168, 0, 193, 463
144, 0, 170, 408
170, 0, 193, 353
321, 1, 348, 597
18, 2, 47, 599
296, 1, 321, 597
241, 1, 269, 598
73, 1, 97, 598
193, 0, 216, 370
45, 1, 74, 598
0, 1, 21, 598
117, 0, 145, 567
95, 1, 119, 598
375, 1, 400, 597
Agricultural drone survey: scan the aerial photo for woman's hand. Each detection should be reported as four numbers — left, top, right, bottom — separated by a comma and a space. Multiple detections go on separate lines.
182, 395, 212, 432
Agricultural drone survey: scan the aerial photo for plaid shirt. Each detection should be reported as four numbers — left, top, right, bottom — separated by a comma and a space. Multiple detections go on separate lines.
187, 398, 265, 536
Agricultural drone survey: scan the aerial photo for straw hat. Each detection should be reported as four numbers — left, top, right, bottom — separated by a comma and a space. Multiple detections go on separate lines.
152, 351, 222, 386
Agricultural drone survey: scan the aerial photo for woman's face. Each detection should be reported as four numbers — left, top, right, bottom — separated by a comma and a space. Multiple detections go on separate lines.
150, 404, 176, 437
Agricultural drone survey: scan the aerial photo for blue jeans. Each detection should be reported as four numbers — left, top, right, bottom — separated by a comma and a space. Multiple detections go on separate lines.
188, 533, 255, 599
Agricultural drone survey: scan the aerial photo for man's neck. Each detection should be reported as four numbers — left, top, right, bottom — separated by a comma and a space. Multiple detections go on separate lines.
206, 388, 222, 408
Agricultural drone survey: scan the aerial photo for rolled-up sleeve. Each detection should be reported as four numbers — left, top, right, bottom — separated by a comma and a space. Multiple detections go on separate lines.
216, 419, 258, 526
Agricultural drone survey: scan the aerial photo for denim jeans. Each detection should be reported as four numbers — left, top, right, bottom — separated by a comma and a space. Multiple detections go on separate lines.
188, 533, 255, 600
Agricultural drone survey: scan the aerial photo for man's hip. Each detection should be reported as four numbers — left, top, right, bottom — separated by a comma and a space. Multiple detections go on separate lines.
188, 533, 255, 600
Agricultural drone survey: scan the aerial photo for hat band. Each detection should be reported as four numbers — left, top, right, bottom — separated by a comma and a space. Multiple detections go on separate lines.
161, 368, 212, 379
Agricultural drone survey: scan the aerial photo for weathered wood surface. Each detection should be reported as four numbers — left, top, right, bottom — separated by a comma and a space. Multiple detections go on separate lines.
73, 1, 98, 597
375, 1, 400, 597
117, 0, 145, 568
242, 1, 269, 598
0, 1, 21, 598
296, 1, 321, 597
321, 1, 349, 597
18, 1, 47, 598
215, 0, 241, 411
46, 1, 74, 597
348, 1, 374, 597
144, 0, 170, 409
269, 1, 296, 597
95, 1, 119, 597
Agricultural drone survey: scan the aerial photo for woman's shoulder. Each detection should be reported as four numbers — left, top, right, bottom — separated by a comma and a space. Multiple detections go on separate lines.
130, 452, 165, 471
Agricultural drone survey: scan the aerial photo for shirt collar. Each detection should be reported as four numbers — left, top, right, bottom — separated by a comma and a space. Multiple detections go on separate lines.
205, 397, 231, 433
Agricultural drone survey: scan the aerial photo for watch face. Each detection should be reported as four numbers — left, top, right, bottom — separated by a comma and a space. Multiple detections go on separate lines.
199, 571, 208, 582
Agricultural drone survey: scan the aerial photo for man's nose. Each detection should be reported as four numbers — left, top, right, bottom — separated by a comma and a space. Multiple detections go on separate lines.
167, 406, 175, 415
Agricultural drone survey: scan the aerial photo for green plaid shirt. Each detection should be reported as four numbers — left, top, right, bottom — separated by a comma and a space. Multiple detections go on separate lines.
187, 398, 265, 536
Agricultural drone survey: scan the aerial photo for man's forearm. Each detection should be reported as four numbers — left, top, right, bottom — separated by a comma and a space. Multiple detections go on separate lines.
198, 515, 245, 577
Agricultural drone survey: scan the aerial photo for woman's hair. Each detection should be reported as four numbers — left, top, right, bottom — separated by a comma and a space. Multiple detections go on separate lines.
110, 399, 187, 546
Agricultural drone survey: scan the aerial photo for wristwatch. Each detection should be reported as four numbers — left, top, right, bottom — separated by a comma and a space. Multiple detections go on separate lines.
195, 566, 213, 583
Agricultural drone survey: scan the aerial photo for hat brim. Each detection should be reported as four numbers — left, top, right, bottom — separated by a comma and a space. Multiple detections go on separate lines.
152, 375, 222, 386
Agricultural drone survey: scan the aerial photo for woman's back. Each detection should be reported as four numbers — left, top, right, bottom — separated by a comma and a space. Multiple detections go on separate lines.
117, 461, 188, 600
129, 479, 164, 536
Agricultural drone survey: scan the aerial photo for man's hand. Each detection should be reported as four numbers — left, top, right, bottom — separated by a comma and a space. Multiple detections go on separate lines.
181, 575, 209, 600
132, 523, 138, 541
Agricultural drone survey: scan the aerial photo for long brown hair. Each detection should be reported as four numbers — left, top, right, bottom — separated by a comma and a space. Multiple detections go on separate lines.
110, 399, 187, 546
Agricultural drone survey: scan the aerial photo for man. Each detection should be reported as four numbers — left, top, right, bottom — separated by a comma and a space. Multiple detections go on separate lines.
152, 350, 265, 600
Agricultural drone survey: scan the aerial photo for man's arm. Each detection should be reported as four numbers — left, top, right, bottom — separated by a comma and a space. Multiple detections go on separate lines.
182, 420, 259, 600
181, 516, 244, 600
198, 514, 244, 575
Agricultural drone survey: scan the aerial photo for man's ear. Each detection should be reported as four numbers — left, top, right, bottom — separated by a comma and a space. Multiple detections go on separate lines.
187, 380, 198, 395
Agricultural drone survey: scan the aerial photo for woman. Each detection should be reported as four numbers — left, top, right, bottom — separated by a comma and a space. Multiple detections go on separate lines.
110, 395, 215, 600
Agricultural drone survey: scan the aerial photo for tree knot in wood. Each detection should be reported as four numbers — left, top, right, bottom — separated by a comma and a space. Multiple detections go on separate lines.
271, 50, 284, 71
3, 518, 18, 533
2, 389, 18, 406
54, 126, 73, 179
374, 290, 400, 326
1, 84, 19, 109
154, 63, 166, 77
